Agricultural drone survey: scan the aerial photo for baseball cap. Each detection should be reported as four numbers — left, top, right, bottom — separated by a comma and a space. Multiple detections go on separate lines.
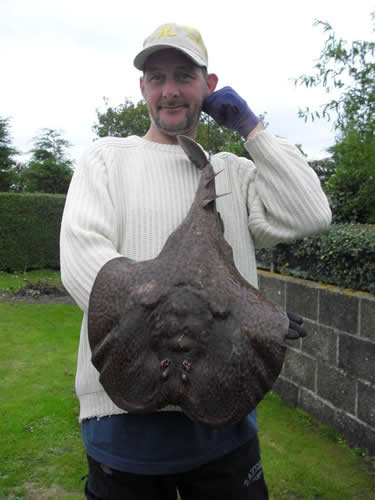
134, 23, 208, 70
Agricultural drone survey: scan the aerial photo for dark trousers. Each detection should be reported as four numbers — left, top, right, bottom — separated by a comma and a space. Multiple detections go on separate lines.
84, 435, 269, 499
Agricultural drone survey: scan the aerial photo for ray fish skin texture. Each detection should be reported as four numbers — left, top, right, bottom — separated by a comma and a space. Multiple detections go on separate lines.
88, 135, 288, 427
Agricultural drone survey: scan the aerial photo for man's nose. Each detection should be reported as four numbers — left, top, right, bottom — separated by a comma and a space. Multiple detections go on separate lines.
162, 77, 180, 99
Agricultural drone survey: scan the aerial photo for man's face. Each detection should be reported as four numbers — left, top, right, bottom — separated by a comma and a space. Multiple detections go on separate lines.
140, 49, 217, 141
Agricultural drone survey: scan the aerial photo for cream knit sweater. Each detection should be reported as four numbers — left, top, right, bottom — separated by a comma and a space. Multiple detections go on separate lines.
60, 130, 331, 422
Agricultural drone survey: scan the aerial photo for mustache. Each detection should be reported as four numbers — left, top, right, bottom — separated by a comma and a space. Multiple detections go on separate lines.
158, 100, 188, 108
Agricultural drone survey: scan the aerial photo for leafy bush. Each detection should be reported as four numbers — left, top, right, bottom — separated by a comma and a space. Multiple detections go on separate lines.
295, 15, 375, 225
256, 224, 375, 294
1, 192, 374, 295
326, 126, 375, 224
0, 192, 66, 271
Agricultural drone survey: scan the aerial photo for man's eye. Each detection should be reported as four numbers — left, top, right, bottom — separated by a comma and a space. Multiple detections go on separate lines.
149, 74, 162, 81
177, 73, 193, 81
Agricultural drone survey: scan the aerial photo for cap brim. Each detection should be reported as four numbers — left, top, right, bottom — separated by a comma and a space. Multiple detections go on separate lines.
134, 44, 206, 70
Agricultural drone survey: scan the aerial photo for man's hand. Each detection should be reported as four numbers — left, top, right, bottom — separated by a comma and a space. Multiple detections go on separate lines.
202, 86, 260, 139
285, 312, 307, 340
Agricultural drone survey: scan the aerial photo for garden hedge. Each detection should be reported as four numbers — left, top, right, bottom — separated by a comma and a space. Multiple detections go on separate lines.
256, 224, 375, 294
1, 193, 374, 294
0, 192, 66, 272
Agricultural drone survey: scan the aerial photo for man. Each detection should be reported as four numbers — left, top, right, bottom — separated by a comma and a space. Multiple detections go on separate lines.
60, 23, 331, 499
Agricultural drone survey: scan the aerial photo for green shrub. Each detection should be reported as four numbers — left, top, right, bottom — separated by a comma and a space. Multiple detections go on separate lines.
256, 224, 375, 294
1, 193, 374, 295
0, 192, 66, 272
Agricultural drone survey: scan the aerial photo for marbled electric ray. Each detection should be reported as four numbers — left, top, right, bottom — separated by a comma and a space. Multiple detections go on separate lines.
88, 135, 288, 427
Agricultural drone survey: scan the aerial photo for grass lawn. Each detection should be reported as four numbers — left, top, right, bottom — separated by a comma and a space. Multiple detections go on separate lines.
0, 302, 86, 499
259, 392, 375, 498
0, 269, 62, 293
0, 271, 375, 498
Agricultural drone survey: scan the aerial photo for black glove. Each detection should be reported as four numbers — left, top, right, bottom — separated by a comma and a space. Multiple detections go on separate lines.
285, 312, 307, 340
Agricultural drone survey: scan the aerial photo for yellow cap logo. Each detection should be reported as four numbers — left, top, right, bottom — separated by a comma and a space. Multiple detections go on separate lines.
157, 24, 177, 38
182, 26, 207, 57
156, 24, 207, 58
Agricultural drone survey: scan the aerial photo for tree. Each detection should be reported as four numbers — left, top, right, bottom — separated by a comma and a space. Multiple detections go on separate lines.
326, 126, 375, 223
94, 98, 151, 138
309, 157, 336, 189
0, 117, 18, 191
10, 162, 28, 193
23, 128, 74, 194
295, 13, 375, 223
295, 15, 374, 132
196, 113, 250, 158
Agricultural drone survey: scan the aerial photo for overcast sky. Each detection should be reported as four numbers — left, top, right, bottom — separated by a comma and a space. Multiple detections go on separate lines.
1, 0, 374, 164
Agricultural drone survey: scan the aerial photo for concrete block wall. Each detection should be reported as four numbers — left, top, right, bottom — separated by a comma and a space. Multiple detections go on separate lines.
257, 270, 375, 455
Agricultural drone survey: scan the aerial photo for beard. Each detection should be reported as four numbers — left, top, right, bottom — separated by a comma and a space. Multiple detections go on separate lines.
149, 99, 203, 136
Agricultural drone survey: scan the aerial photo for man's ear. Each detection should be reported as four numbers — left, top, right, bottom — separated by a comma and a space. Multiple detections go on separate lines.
206, 73, 218, 95
140, 76, 146, 99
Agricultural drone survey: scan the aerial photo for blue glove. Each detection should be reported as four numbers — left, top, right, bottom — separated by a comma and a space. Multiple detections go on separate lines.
202, 86, 259, 138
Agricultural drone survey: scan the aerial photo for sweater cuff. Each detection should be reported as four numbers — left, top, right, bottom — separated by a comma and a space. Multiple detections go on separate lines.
244, 129, 279, 163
